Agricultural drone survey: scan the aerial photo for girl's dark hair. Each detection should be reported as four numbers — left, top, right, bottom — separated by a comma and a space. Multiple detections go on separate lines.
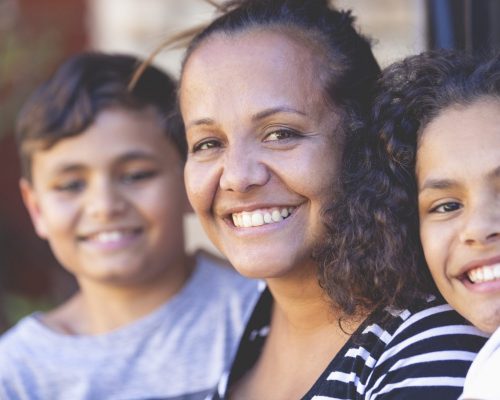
321, 50, 500, 319
16, 52, 186, 181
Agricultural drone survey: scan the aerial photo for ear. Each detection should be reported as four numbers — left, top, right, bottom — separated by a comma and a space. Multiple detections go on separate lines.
19, 178, 48, 239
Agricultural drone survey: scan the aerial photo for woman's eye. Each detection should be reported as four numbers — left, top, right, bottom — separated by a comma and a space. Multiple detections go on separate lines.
122, 170, 157, 184
192, 139, 221, 153
431, 201, 462, 213
263, 129, 299, 142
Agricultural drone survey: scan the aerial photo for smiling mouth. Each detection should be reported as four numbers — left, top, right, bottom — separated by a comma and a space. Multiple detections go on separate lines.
79, 228, 142, 243
466, 263, 500, 284
231, 207, 295, 228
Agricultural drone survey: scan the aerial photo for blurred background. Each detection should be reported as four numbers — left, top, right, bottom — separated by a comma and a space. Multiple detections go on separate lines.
1, 0, 499, 333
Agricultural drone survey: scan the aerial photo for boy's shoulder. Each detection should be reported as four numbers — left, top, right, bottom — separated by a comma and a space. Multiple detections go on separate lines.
189, 250, 263, 320
0, 314, 46, 367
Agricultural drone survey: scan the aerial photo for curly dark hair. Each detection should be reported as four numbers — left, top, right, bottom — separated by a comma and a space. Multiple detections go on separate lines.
16, 52, 186, 182
318, 50, 500, 319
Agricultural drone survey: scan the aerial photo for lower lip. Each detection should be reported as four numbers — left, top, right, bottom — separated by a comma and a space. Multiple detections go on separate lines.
80, 231, 142, 252
461, 276, 500, 293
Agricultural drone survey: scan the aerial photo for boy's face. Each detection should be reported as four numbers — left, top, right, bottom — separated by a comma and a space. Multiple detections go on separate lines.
21, 107, 188, 288
417, 98, 500, 333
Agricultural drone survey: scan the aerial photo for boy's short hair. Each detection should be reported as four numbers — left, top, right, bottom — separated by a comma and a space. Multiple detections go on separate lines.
16, 52, 186, 181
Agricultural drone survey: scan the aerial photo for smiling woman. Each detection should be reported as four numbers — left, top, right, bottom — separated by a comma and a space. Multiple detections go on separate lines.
177, 1, 487, 399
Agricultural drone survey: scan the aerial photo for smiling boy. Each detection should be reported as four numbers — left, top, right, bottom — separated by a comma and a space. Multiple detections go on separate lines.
0, 52, 260, 400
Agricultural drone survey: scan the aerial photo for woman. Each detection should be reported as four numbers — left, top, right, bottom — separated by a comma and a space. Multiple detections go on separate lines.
178, 1, 487, 398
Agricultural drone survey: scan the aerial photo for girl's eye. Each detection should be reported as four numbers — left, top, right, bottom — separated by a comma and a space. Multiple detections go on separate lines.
263, 129, 299, 142
54, 180, 85, 193
430, 201, 462, 213
192, 139, 222, 153
121, 170, 157, 184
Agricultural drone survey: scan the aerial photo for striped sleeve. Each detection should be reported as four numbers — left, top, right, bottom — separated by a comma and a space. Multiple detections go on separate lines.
364, 304, 488, 400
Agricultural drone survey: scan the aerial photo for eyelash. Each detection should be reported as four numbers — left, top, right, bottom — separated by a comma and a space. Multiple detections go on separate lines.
192, 138, 222, 153
263, 128, 301, 142
121, 170, 157, 184
430, 201, 462, 214
54, 180, 85, 193
190, 127, 302, 153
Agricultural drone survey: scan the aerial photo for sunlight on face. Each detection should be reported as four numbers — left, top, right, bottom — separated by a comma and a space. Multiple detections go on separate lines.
180, 29, 341, 280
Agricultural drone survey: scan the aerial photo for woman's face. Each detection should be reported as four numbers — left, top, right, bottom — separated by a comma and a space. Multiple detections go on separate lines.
180, 29, 341, 279
417, 98, 500, 333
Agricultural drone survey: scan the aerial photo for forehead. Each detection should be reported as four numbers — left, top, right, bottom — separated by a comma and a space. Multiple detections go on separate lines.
180, 29, 326, 115
417, 98, 500, 181
31, 108, 179, 174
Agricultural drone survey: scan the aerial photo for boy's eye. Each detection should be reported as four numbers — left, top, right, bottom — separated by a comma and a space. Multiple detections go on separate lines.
54, 180, 85, 193
121, 170, 157, 184
431, 201, 462, 213
263, 128, 299, 142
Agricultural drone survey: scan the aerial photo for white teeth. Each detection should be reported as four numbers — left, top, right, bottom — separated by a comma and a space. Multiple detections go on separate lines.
251, 213, 264, 226
95, 231, 123, 243
241, 213, 251, 228
467, 263, 500, 283
232, 207, 295, 228
271, 210, 282, 222
263, 213, 272, 224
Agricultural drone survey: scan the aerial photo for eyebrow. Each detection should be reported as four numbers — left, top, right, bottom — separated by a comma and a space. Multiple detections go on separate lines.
186, 106, 307, 129
251, 106, 307, 121
49, 151, 157, 175
488, 165, 500, 180
419, 164, 500, 193
419, 178, 458, 193
116, 151, 158, 163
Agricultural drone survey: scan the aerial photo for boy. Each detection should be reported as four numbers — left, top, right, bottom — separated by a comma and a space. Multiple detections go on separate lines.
0, 52, 260, 400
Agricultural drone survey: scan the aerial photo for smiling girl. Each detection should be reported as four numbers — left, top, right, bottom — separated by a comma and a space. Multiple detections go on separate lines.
359, 50, 500, 399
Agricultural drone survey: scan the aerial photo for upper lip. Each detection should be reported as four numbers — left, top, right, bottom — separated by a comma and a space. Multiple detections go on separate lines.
458, 254, 500, 277
217, 202, 301, 217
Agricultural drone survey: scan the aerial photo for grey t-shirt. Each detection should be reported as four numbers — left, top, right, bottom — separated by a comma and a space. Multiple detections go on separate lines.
0, 254, 262, 400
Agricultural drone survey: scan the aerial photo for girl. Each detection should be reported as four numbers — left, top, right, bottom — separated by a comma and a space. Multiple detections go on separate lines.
178, 1, 487, 398
355, 50, 499, 399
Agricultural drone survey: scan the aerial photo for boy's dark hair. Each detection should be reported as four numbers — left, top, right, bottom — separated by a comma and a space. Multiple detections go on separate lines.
327, 50, 500, 319
16, 52, 186, 181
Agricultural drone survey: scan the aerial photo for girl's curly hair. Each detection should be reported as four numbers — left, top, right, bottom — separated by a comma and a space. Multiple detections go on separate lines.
317, 50, 500, 321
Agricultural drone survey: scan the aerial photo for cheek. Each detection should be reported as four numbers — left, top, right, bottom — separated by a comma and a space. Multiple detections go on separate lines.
184, 160, 219, 214
420, 223, 446, 279
40, 197, 78, 232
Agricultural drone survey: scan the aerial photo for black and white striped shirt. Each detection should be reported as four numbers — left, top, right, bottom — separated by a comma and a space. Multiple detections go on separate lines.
214, 288, 488, 400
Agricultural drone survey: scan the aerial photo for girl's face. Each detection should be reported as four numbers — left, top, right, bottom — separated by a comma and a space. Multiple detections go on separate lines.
180, 29, 341, 279
417, 98, 500, 333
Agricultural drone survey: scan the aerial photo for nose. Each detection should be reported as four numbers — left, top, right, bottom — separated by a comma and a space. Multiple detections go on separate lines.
459, 197, 500, 246
219, 142, 270, 192
85, 177, 127, 220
